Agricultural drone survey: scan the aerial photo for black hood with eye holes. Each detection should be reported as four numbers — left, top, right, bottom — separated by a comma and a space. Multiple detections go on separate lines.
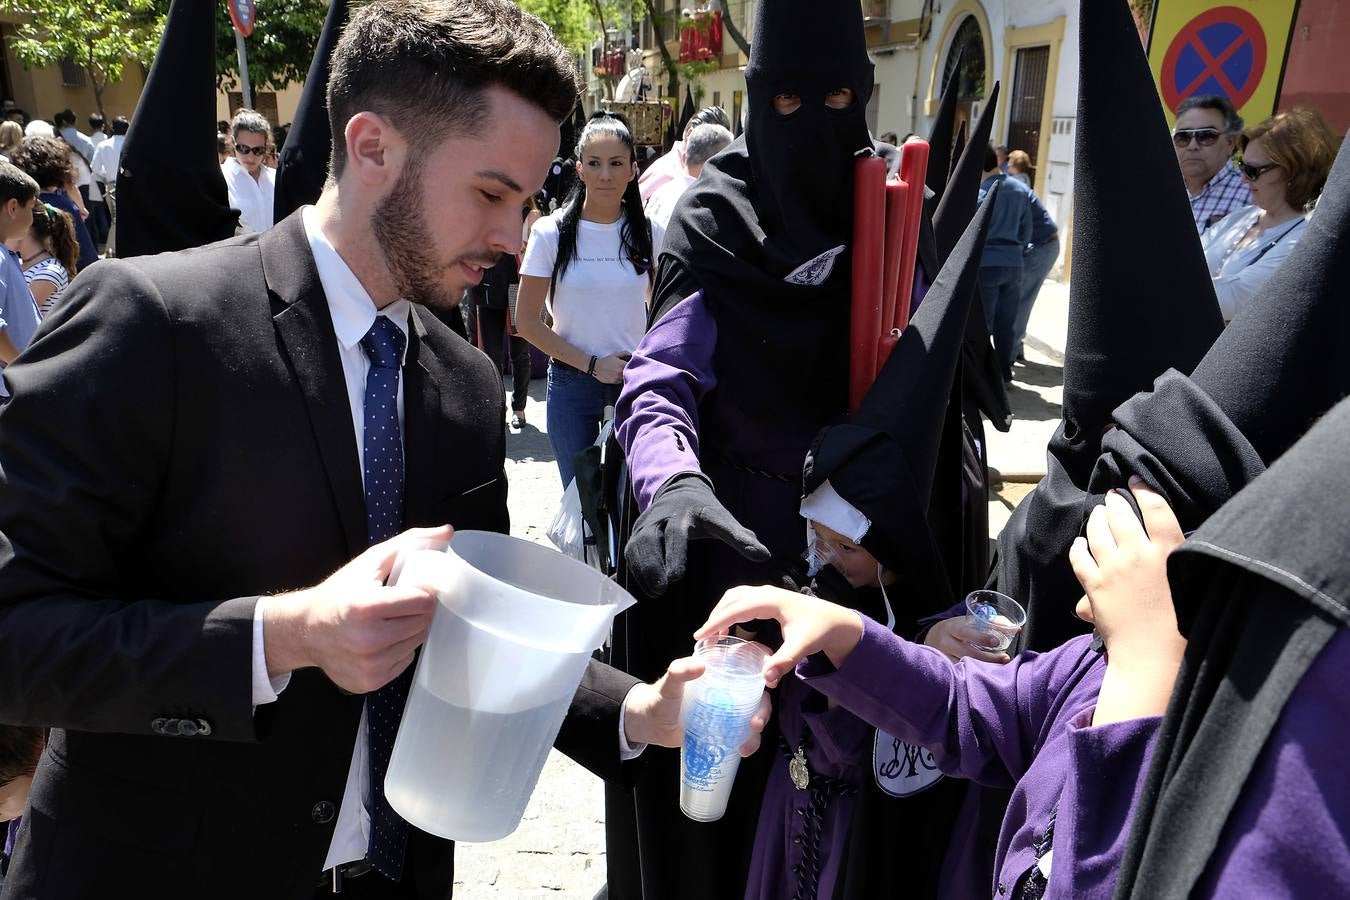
742, 0, 875, 267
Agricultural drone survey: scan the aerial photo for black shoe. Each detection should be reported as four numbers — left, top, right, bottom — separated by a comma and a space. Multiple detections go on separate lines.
510, 412, 527, 430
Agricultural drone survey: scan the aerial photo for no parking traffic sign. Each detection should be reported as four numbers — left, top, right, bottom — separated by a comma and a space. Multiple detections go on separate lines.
228, 0, 256, 38
1148, 2, 1299, 124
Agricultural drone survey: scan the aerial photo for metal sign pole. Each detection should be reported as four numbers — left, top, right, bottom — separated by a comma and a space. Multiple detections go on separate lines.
235, 29, 252, 109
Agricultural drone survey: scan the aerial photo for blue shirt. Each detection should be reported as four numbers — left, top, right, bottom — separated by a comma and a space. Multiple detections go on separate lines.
40, 190, 98, 270
977, 174, 1035, 268
0, 247, 42, 397
1023, 187, 1059, 246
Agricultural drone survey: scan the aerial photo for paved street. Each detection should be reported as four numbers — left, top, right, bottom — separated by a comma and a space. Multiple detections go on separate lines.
455, 279, 1068, 897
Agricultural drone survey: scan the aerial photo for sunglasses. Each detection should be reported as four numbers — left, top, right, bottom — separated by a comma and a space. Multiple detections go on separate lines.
1237, 160, 1280, 181
234, 143, 268, 157
1171, 127, 1222, 149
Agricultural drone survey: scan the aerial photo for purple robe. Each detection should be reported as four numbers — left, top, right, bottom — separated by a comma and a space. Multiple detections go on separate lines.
797, 617, 1160, 899
616, 291, 717, 510
1196, 628, 1350, 896
744, 676, 873, 900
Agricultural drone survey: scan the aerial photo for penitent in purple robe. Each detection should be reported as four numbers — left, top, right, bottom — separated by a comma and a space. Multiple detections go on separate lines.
796, 617, 1160, 899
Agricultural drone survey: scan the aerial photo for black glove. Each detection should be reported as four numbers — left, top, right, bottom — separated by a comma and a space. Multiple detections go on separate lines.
625, 473, 770, 597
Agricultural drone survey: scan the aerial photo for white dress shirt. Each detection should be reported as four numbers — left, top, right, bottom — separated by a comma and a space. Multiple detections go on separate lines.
222, 156, 277, 233
643, 172, 695, 256
254, 206, 411, 871
90, 135, 125, 186
251, 207, 642, 875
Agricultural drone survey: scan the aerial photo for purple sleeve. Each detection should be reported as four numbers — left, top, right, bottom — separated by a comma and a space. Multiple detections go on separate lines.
1053, 711, 1160, 896
798, 616, 1098, 789
1198, 628, 1350, 898
615, 291, 718, 510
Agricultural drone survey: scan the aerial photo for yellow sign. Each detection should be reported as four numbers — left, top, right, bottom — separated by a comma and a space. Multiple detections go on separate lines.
1147, 1, 1300, 124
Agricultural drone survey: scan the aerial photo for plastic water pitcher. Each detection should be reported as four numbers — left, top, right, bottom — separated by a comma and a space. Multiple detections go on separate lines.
383, 531, 635, 842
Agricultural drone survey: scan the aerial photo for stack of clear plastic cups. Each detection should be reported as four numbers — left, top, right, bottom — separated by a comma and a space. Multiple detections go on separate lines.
679, 635, 768, 822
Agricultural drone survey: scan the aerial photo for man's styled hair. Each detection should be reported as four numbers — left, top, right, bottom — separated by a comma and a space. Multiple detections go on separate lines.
111, 116, 130, 136
984, 143, 1000, 172
687, 105, 731, 135
326, 0, 580, 178
1176, 94, 1244, 136
53, 108, 76, 128
231, 109, 273, 143
89, 112, 105, 132
685, 123, 733, 169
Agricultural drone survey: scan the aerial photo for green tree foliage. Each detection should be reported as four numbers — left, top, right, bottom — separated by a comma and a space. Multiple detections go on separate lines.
165, 0, 330, 93
0, 0, 331, 117
0, 0, 164, 120
516, 0, 596, 56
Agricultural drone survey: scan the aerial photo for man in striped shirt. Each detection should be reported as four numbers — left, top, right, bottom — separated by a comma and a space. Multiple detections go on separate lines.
1173, 94, 1252, 232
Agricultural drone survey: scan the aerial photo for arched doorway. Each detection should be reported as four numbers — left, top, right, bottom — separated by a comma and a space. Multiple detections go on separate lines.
942, 16, 988, 146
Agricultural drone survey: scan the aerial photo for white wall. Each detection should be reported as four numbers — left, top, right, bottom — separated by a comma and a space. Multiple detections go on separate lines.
869, 44, 922, 139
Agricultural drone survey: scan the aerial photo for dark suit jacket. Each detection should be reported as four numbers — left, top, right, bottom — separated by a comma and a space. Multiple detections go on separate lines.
0, 214, 639, 899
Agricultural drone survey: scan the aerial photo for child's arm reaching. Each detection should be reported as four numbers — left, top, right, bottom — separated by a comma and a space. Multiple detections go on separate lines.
1069, 479, 1188, 727
697, 587, 1100, 789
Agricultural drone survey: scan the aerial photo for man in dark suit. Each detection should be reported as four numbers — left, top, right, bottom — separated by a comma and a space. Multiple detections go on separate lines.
0, 2, 768, 898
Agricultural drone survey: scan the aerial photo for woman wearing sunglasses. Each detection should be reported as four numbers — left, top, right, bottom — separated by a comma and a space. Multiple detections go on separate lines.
219, 108, 276, 233
1201, 107, 1339, 322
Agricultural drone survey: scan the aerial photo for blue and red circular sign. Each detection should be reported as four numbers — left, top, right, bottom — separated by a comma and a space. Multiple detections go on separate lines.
1161, 6, 1267, 112
228, 0, 256, 38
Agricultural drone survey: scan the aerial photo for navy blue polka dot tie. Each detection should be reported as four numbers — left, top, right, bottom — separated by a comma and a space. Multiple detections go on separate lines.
359, 316, 412, 880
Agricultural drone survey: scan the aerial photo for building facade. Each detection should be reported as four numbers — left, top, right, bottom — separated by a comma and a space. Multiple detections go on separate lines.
0, 14, 147, 125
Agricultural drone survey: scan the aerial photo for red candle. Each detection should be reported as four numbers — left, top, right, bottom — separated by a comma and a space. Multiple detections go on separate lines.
879, 180, 908, 344
892, 139, 930, 335
849, 154, 887, 412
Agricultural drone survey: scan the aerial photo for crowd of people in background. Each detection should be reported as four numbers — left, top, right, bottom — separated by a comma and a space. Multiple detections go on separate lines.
0, 101, 295, 400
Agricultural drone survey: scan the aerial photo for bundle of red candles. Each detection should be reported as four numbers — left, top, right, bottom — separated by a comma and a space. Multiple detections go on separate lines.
848, 139, 929, 412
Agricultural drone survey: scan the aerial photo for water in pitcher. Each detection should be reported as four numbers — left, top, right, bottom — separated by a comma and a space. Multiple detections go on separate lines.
385, 681, 573, 843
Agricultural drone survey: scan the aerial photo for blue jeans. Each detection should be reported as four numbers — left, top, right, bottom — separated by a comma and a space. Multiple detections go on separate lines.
547, 362, 620, 488
1013, 237, 1060, 358
979, 265, 1022, 379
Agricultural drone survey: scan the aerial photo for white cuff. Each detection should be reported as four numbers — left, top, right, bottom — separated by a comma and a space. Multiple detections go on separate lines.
617, 686, 647, 761
252, 597, 292, 707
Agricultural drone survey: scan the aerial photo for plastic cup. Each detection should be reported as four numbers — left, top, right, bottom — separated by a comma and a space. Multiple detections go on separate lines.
679, 636, 767, 823
964, 590, 1026, 653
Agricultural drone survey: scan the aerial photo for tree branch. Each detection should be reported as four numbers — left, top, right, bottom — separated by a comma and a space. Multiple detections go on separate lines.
719, 0, 751, 57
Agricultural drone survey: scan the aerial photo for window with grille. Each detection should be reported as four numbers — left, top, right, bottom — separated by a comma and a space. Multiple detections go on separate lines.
60, 59, 85, 88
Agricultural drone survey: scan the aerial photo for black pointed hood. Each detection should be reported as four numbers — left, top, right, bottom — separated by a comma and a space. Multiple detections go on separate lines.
743, 0, 874, 263
1116, 395, 1350, 900
1189, 135, 1350, 464
803, 184, 998, 584
991, 0, 1224, 653
1059, 0, 1223, 475
565, 102, 585, 159
932, 83, 999, 262
678, 85, 696, 137
925, 55, 962, 207
949, 120, 967, 183
116, 0, 238, 257
273, 0, 349, 224
929, 85, 1011, 431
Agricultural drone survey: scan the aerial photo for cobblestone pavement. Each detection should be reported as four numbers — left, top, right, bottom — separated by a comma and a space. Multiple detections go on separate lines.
454, 292, 1066, 895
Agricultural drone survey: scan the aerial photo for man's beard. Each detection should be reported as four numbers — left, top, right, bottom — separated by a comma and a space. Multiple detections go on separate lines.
371, 157, 465, 311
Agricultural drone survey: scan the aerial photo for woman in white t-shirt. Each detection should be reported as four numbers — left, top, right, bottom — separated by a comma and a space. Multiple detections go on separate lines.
517, 113, 658, 488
